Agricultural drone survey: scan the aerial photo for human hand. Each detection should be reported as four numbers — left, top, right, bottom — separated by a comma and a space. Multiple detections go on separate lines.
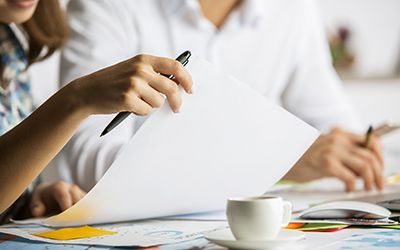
70, 54, 193, 117
282, 127, 384, 192
30, 181, 86, 217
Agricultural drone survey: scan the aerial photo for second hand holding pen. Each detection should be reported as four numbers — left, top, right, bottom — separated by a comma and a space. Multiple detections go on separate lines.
100, 51, 192, 137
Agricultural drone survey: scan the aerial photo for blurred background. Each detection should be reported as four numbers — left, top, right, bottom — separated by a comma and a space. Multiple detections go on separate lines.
314, 0, 400, 162
28, 0, 400, 181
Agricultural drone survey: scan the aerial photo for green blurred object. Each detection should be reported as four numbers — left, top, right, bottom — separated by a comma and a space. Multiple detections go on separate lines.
329, 26, 355, 69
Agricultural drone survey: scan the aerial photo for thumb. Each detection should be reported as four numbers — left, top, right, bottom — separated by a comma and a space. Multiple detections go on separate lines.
30, 196, 46, 217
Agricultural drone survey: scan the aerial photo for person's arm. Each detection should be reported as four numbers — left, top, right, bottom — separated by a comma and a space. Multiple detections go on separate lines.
279, 1, 383, 191
0, 81, 87, 214
0, 54, 193, 214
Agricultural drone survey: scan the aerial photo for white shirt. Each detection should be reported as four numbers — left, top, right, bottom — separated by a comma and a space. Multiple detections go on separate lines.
58, 0, 362, 191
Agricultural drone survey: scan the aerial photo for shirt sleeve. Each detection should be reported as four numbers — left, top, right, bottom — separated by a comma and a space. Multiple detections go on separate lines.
57, 0, 138, 191
280, 0, 363, 134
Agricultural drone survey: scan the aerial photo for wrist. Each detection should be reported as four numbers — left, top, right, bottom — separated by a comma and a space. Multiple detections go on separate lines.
61, 77, 93, 120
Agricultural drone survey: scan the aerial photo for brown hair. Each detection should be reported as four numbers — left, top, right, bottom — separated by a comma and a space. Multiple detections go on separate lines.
20, 0, 70, 65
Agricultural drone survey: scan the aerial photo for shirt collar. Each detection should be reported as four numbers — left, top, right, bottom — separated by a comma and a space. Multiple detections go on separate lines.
160, 0, 266, 29
161, 0, 199, 15
239, 0, 266, 27
160, 0, 210, 30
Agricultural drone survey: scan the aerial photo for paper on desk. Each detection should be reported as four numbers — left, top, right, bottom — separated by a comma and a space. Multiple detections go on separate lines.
44, 56, 320, 227
312, 229, 400, 250
287, 228, 396, 250
0, 220, 228, 247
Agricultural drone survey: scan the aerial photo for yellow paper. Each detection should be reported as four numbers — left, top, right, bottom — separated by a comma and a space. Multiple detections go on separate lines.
32, 225, 117, 240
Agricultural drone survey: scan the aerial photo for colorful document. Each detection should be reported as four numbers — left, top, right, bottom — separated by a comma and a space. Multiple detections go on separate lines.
0, 220, 227, 247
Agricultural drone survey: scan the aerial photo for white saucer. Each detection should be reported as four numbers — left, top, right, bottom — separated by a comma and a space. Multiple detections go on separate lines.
204, 229, 304, 250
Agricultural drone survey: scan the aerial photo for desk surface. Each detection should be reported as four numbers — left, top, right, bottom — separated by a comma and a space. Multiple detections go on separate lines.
3, 153, 400, 250
2, 188, 400, 250
2, 227, 400, 250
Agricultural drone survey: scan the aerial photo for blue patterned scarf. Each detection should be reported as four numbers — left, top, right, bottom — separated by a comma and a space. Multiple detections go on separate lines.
0, 23, 35, 135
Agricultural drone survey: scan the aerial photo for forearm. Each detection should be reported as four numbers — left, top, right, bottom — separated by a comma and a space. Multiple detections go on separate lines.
0, 82, 88, 214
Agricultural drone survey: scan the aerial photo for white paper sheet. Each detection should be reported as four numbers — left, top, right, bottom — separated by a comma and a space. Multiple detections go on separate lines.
44, 56, 320, 227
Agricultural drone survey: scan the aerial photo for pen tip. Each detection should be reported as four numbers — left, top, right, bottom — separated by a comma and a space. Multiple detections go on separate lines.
367, 126, 373, 133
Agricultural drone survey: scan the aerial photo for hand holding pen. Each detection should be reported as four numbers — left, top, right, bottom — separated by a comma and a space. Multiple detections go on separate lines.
283, 126, 384, 192
100, 51, 192, 137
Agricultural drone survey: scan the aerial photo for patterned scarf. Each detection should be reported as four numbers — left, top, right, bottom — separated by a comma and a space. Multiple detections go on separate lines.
0, 23, 35, 135
0, 24, 40, 224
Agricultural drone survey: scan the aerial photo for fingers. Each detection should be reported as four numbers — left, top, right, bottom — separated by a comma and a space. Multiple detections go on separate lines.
318, 128, 385, 191
78, 54, 193, 117
129, 94, 154, 116
126, 75, 180, 114
344, 128, 384, 165
129, 84, 165, 115
51, 181, 74, 211
356, 146, 384, 189
51, 182, 86, 211
30, 181, 86, 217
69, 184, 86, 204
340, 129, 384, 190
369, 134, 384, 166
325, 157, 357, 192
141, 55, 193, 113
341, 152, 375, 191
148, 74, 182, 113
345, 146, 384, 190
147, 56, 193, 94
30, 193, 47, 217
371, 156, 384, 190
123, 54, 194, 115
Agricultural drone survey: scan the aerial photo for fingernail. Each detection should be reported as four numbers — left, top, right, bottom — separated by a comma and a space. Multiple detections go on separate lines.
174, 109, 180, 114
188, 87, 194, 94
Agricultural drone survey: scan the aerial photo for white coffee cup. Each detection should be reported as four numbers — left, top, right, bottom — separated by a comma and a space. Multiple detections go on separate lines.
226, 196, 292, 241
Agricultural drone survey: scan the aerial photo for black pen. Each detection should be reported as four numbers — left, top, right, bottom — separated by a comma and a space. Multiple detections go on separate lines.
100, 51, 191, 137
